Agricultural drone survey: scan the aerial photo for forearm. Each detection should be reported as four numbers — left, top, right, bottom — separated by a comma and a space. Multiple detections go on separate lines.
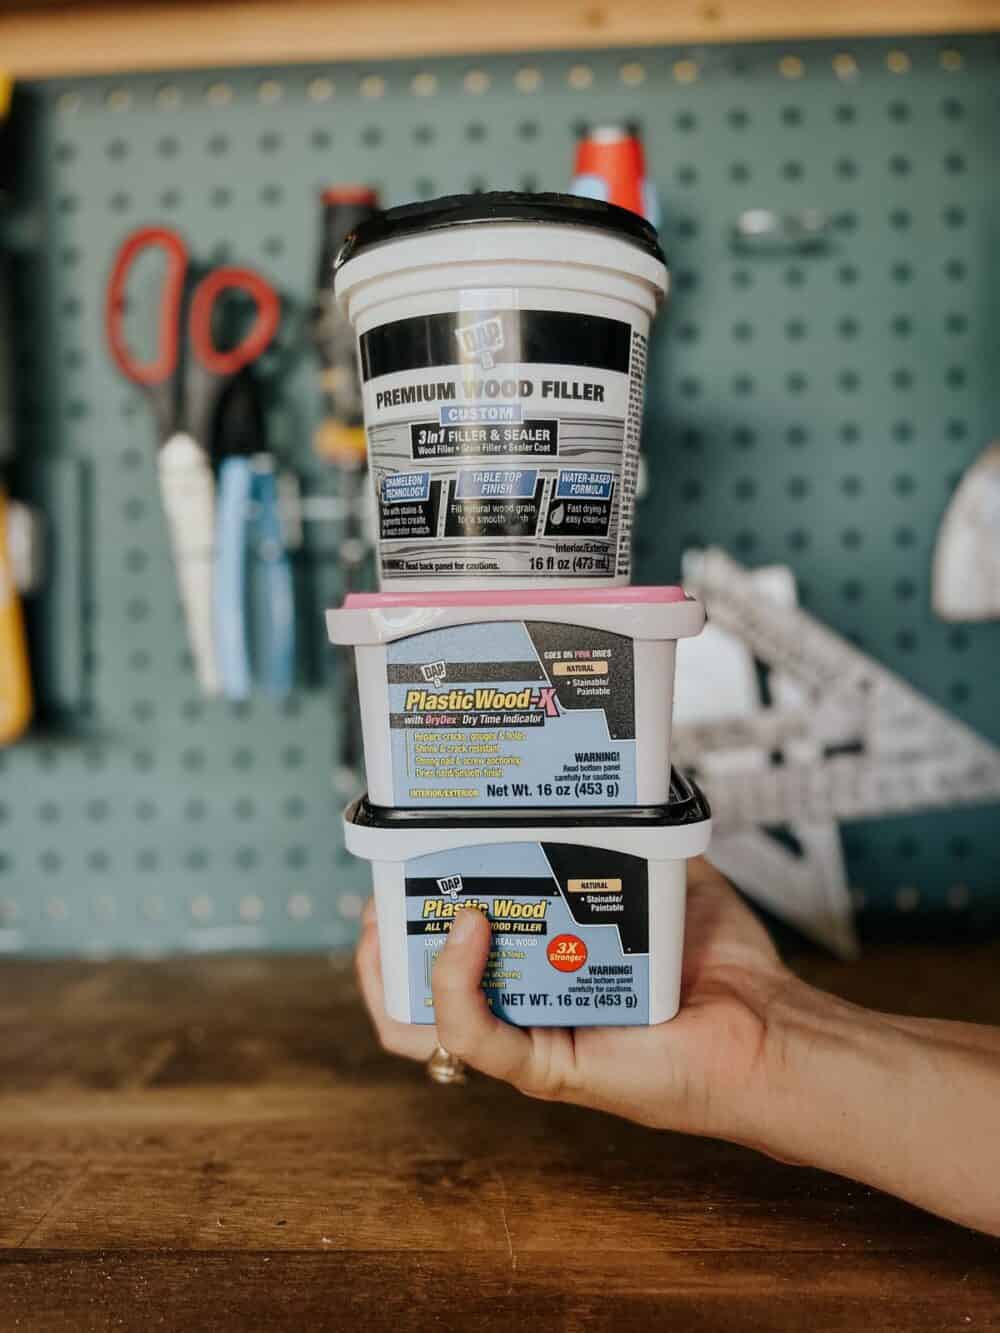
743, 977, 1000, 1235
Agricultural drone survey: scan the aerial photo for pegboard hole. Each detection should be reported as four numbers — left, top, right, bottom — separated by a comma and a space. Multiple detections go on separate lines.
834, 104, 857, 124
257, 79, 284, 104
310, 129, 332, 150
308, 76, 335, 102
781, 106, 803, 126
465, 122, 487, 142
944, 153, 966, 174
619, 62, 646, 87
339, 893, 365, 921
287, 892, 313, 919
888, 100, 910, 122
786, 425, 809, 447
567, 64, 594, 89
939, 48, 963, 72
832, 53, 858, 80
258, 131, 282, 153
57, 92, 83, 115
947, 884, 970, 910
514, 66, 542, 93
946, 419, 967, 441
886, 50, 911, 74
190, 894, 214, 920
464, 69, 491, 94
673, 60, 699, 84
727, 108, 749, 129
156, 85, 183, 109
240, 895, 265, 922
778, 55, 805, 80
207, 134, 229, 156
410, 72, 438, 97
205, 81, 234, 106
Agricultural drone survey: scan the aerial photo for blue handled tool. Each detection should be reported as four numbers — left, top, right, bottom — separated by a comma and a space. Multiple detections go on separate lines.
213, 370, 294, 700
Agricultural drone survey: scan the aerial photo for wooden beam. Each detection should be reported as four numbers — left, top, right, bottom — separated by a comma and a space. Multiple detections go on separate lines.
3, 0, 999, 81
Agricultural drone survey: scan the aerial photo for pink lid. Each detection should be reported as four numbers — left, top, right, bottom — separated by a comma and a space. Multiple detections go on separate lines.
344, 585, 688, 609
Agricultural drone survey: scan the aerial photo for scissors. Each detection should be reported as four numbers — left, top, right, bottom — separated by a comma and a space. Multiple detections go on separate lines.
105, 226, 281, 696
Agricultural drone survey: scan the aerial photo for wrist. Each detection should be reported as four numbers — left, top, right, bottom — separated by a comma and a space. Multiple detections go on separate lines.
738, 972, 920, 1177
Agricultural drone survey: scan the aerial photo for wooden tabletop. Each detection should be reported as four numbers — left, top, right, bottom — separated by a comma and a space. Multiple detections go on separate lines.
1, 938, 999, 1331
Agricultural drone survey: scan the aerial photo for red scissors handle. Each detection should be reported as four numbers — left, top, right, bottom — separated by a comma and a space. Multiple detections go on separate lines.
189, 268, 281, 378
105, 226, 188, 386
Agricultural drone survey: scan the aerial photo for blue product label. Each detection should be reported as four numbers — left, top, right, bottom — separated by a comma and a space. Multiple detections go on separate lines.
405, 841, 650, 1026
387, 620, 636, 806
555, 469, 615, 501
454, 468, 538, 500
382, 471, 431, 504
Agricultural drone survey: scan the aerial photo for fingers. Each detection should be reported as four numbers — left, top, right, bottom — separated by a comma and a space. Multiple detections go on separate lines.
683, 856, 784, 982
355, 903, 438, 1062
431, 908, 571, 1100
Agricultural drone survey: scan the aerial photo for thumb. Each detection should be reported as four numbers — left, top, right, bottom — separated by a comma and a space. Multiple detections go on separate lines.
432, 908, 539, 1089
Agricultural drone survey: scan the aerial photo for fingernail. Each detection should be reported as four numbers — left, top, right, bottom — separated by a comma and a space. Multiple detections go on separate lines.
448, 908, 480, 946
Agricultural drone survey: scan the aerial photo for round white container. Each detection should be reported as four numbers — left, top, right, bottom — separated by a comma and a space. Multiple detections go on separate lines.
327, 586, 705, 810
344, 775, 712, 1027
334, 192, 668, 590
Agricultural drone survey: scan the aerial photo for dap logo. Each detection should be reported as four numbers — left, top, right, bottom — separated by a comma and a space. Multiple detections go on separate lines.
436, 874, 463, 900
420, 659, 447, 686
454, 316, 504, 370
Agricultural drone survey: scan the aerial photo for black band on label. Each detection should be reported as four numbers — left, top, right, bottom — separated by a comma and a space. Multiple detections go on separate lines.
360, 309, 632, 382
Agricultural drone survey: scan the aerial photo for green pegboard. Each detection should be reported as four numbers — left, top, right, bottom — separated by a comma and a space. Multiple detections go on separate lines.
1, 34, 999, 954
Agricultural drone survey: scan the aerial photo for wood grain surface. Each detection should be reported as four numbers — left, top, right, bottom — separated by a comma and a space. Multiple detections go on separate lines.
4, 0, 1000, 79
0, 940, 998, 1331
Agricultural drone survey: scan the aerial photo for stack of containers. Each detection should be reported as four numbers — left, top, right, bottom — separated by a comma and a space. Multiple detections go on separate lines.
329, 193, 711, 1028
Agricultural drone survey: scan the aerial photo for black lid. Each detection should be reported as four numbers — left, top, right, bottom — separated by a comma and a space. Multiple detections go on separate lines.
347, 768, 709, 831
334, 191, 665, 273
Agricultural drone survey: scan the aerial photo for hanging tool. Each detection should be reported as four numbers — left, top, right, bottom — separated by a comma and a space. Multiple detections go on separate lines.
105, 226, 281, 695
570, 124, 660, 227
311, 187, 379, 790
213, 368, 294, 700
676, 547, 1000, 830
932, 443, 1000, 622
0, 74, 32, 745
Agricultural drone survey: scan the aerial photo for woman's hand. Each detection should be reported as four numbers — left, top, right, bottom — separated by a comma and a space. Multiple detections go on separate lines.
355, 856, 791, 1145
358, 858, 1000, 1236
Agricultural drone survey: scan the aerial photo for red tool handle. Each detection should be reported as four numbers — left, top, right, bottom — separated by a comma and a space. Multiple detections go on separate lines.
188, 268, 281, 377
105, 226, 188, 385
